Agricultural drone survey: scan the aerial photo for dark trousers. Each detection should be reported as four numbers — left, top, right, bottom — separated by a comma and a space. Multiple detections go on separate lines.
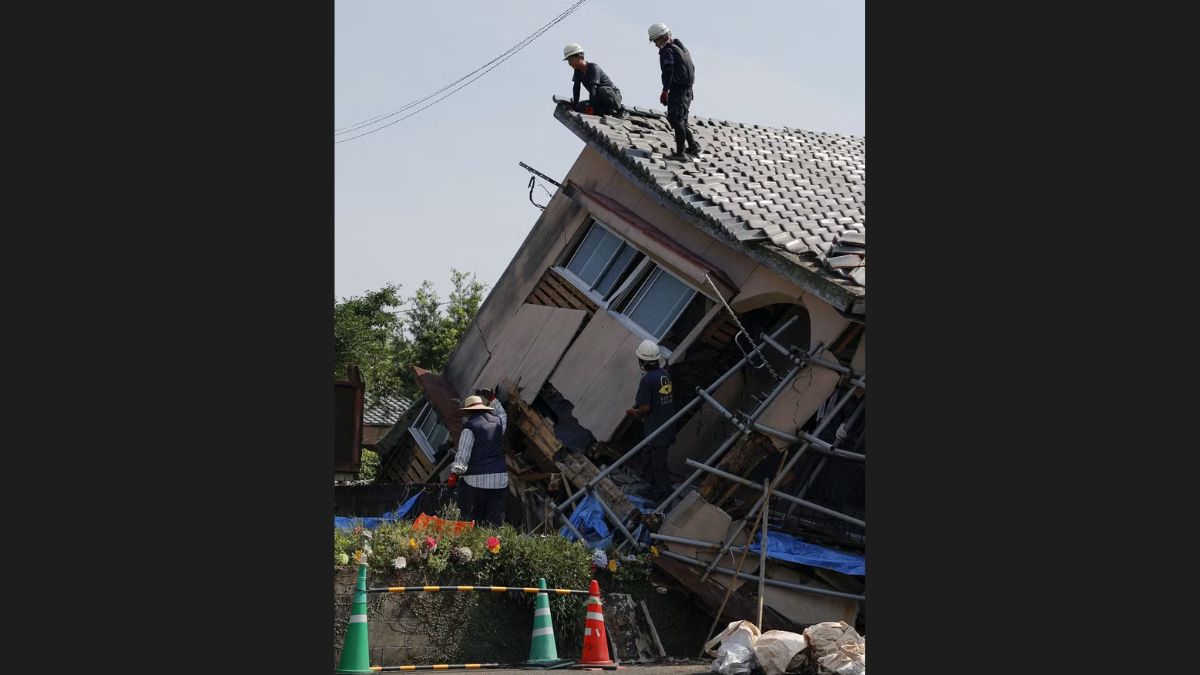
575, 85, 623, 116
458, 481, 506, 527
667, 89, 698, 152
646, 443, 676, 496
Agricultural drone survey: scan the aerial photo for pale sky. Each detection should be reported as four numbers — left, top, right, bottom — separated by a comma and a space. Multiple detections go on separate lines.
335, 0, 864, 302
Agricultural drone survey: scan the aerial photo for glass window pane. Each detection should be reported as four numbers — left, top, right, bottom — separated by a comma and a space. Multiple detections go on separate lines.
566, 223, 621, 286
660, 293, 713, 351
419, 406, 437, 436
575, 232, 621, 286
429, 423, 448, 451
594, 245, 639, 297
625, 268, 694, 338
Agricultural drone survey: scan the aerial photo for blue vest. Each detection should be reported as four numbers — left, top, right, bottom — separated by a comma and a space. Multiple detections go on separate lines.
462, 412, 506, 476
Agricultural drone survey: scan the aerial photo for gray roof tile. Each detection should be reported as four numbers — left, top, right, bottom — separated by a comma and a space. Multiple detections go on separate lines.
556, 105, 866, 290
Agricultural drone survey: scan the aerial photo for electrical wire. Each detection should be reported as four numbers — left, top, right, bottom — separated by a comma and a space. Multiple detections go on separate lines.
335, 0, 591, 144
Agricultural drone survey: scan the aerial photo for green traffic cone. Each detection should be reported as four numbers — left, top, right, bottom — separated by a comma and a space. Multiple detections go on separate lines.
336, 561, 373, 674
519, 578, 573, 669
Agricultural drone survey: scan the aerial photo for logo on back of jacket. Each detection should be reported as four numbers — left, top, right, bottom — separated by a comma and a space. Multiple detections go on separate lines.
658, 375, 673, 405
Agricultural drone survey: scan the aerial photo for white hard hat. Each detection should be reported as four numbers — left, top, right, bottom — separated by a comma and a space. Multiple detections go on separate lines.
636, 339, 662, 362
563, 43, 584, 60
648, 23, 671, 41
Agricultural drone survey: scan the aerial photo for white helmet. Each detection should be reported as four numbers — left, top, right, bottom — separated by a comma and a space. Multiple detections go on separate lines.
648, 22, 671, 42
636, 339, 662, 363
563, 43, 584, 60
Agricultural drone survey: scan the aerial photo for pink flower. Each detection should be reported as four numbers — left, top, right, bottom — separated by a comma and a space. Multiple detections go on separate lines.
486, 536, 501, 554
424, 536, 438, 551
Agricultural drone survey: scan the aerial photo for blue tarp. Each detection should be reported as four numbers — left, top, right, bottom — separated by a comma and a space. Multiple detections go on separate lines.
748, 530, 865, 576
560, 493, 655, 549
334, 490, 423, 530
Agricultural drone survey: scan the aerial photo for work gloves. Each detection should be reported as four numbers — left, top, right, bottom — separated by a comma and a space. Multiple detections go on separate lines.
660, 90, 669, 105
447, 473, 459, 488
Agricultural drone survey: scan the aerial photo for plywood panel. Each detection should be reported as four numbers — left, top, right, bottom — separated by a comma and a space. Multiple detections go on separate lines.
471, 304, 588, 404
549, 311, 632, 405
571, 331, 645, 441
513, 308, 588, 403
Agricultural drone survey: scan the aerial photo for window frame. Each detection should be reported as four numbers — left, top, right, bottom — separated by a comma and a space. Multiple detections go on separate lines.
408, 402, 447, 463
553, 216, 713, 357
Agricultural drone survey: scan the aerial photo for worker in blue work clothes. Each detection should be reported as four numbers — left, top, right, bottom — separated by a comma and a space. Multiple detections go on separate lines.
647, 22, 702, 160
448, 388, 508, 526
563, 42, 626, 117
626, 339, 679, 499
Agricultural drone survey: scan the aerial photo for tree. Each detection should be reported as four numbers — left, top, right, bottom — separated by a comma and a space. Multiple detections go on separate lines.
335, 270, 487, 404
395, 269, 486, 397
333, 283, 405, 404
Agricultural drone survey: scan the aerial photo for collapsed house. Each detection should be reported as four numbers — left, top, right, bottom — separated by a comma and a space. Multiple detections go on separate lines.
372, 102, 866, 632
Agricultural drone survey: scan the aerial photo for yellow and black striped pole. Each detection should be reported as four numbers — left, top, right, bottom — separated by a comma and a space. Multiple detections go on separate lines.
366, 585, 587, 595
370, 664, 500, 671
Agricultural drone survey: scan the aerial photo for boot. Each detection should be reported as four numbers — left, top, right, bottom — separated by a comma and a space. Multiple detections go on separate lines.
685, 129, 702, 155
667, 139, 689, 161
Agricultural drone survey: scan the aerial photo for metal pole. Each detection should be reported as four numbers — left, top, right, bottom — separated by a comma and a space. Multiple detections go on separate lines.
699, 381, 862, 581
757, 477, 769, 628
590, 486, 640, 550
752, 424, 866, 461
793, 398, 866, 507
660, 549, 864, 601
518, 161, 563, 188
557, 502, 588, 543
653, 356, 809, 513
696, 389, 746, 430
553, 314, 801, 515
684, 459, 865, 527
758, 334, 864, 389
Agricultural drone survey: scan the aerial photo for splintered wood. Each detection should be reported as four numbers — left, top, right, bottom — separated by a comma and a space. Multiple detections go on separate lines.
503, 381, 638, 526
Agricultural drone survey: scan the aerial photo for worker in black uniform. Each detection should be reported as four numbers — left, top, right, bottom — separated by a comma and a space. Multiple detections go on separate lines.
648, 22, 702, 160
563, 42, 625, 117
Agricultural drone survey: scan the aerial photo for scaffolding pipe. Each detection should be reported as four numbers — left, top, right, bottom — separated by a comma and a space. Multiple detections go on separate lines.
553, 314, 801, 515
699, 381, 863, 581
757, 477, 769, 628
794, 399, 865, 509
752, 424, 867, 462
653, 357, 808, 513
696, 389, 745, 430
659, 549, 865, 601
760, 333, 864, 388
684, 459, 866, 527
590, 485, 640, 550
557, 503, 587, 543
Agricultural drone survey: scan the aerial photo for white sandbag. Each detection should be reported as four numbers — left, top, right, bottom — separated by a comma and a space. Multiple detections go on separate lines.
753, 630, 809, 675
705, 620, 761, 675
803, 621, 865, 675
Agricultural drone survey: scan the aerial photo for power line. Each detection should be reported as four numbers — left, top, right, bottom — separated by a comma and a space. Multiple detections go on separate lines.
335, 0, 591, 145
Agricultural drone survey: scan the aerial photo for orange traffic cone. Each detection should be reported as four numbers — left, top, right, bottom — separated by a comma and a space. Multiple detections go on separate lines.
572, 579, 617, 669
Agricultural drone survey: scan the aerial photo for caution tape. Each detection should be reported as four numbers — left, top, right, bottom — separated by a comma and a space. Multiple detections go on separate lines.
366, 585, 586, 595
370, 664, 500, 671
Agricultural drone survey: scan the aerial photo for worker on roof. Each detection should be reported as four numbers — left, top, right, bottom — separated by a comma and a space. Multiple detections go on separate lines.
626, 339, 679, 500
647, 23, 702, 160
448, 387, 509, 526
563, 43, 626, 118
